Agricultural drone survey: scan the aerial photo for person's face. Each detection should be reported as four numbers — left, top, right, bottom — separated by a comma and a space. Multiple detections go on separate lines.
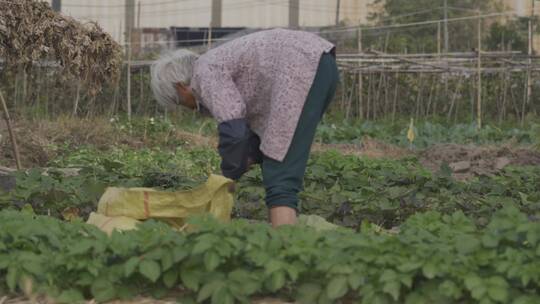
174, 83, 197, 110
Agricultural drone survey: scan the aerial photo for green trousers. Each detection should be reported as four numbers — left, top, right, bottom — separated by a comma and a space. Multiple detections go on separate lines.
262, 53, 339, 211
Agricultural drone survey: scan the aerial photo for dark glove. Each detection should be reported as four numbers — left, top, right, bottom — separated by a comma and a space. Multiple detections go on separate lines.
217, 119, 263, 180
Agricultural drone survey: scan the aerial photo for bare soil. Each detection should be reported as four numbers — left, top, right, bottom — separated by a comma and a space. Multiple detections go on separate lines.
419, 143, 540, 180
0, 117, 216, 168
313, 137, 410, 159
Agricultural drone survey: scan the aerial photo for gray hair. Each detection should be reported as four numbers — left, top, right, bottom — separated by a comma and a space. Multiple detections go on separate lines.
150, 49, 199, 107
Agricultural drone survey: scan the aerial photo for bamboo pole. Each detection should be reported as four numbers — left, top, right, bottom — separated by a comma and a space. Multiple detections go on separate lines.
0, 91, 22, 170
447, 78, 462, 122
525, 0, 534, 126
357, 28, 363, 119
392, 72, 398, 123
139, 68, 144, 115
437, 21, 442, 57
127, 44, 132, 121
476, 11, 482, 129
501, 72, 508, 123
72, 82, 81, 117
208, 23, 213, 50
367, 73, 372, 119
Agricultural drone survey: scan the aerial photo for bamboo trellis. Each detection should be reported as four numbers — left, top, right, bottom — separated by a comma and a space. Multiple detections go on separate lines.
334, 50, 540, 126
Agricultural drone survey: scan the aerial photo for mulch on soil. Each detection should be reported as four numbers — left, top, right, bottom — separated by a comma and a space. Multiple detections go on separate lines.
419, 143, 540, 180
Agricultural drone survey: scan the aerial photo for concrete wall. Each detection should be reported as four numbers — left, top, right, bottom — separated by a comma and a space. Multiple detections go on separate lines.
49, 0, 380, 43
503, 0, 540, 16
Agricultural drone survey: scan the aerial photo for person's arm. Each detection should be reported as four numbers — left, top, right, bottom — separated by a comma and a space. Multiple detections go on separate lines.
218, 119, 262, 180
196, 63, 262, 180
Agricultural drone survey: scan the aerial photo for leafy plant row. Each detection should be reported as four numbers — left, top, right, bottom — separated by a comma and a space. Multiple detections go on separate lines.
2, 148, 540, 228
1, 207, 539, 303
238, 151, 540, 228
316, 121, 540, 148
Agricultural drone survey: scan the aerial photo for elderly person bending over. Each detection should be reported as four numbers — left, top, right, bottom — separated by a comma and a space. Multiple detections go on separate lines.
151, 29, 338, 227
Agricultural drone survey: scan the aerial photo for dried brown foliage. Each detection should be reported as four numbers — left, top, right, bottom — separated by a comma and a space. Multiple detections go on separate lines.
0, 0, 122, 94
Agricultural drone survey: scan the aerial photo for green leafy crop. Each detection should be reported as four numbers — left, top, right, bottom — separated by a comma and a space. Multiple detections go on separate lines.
238, 151, 540, 228
316, 121, 539, 148
0, 207, 539, 303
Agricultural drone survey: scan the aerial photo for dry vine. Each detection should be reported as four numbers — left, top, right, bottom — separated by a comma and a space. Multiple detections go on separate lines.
0, 0, 122, 94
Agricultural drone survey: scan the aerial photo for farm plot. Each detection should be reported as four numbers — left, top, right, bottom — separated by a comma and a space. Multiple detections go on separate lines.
1, 123, 540, 303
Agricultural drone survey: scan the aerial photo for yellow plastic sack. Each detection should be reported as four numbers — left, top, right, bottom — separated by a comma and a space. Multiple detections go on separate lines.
87, 174, 234, 234
87, 212, 139, 235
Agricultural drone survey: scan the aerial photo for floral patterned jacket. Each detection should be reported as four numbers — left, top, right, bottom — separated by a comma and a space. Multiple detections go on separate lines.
191, 28, 335, 163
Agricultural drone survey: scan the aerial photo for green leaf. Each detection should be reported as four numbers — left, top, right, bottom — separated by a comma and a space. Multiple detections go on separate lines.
181, 269, 201, 291
264, 259, 282, 274
116, 285, 137, 300
326, 275, 348, 300
163, 268, 178, 288
124, 257, 140, 277
192, 236, 214, 255
57, 289, 85, 304
465, 274, 482, 290
297, 283, 322, 304
69, 240, 94, 255
139, 259, 161, 283
488, 286, 508, 303
438, 280, 462, 299
150, 285, 169, 299
172, 247, 188, 262
267, 270, 286, 292
228, 270, 260, 296
91, 278, 116, 302
211, 286, 234, 304
383, 281, 401, 301
422, 262, 438, 279
482, 234, 499, 248
397, 261, 422, 272
456, 235, 480, 254
6, 266, 18, 291
0, 255, 9, 269
197, 280, 222, 303
21, 258, 43, 275
487, 277, 508, 302
348, 273, 365, 290
204, 251, 220, 271
380, 269, 397, 282
286, 264, 300, 281
161, 250, 174, 271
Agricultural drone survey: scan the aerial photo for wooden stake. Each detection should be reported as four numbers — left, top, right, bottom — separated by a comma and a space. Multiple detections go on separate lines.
0, 91, 22, 170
